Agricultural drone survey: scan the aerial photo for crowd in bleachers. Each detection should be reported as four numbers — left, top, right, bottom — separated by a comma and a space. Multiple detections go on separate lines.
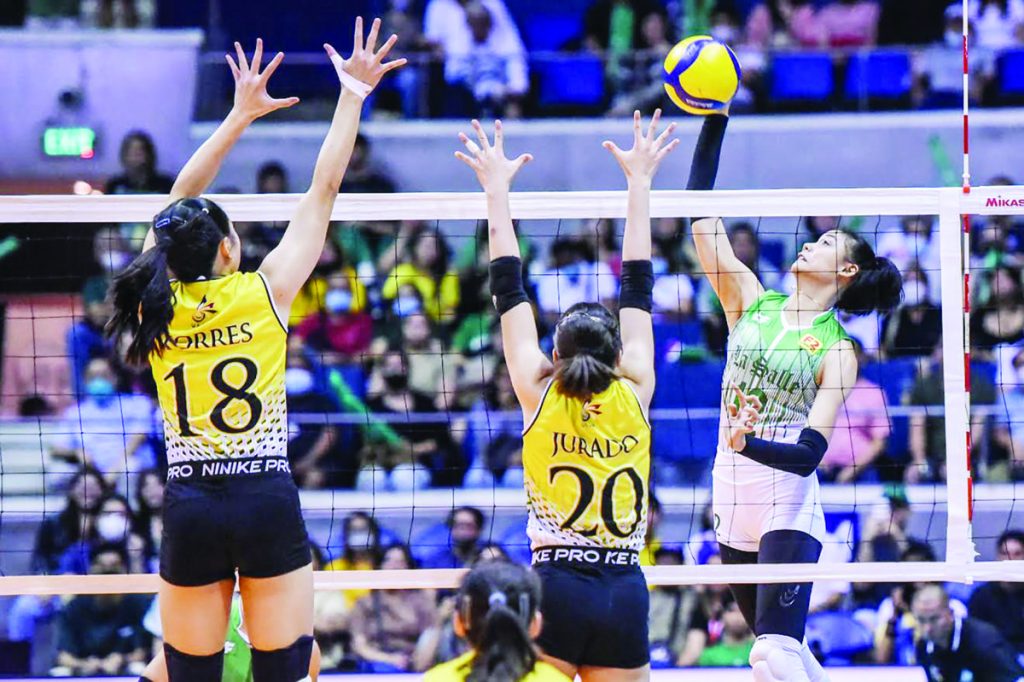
8, 0, 1024, 116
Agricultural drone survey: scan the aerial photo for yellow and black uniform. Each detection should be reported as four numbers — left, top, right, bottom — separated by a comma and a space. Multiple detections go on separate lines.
522, 378, 651, 669
150, 271, 310, 587
424, 651, 571, 682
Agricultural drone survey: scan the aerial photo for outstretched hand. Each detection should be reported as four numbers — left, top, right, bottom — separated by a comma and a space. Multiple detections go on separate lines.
602, 109, 680, 184
455, 119, 533, 194
325, 17, 406, 93
226, 39, 300, 121
726, 383, 762, 451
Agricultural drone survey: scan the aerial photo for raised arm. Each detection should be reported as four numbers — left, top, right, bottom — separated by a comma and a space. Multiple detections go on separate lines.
259, 18, 405, 313
602, 109, 679, 408
142, 40, 299, 253
687, 114, 762, 329
455, 119, 550, 416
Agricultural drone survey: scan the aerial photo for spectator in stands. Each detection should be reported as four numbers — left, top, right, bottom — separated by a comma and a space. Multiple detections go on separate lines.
132, 469, 162, 574
326, 511, 382, 609
54, 544, 151, 676
913, 4, 996, 109
66, 284, 113, 397
877, 216, 941, 283
973, 210, 1024, 276
973, 266, 1024, 356
908, 347, 997, 482
284, 349, 342, 489
882, 265, 942, 358
348, 543, 439, 672
25, 0, 79, 28
233, 162, 290, 266
92, 0, 142, 28
50, 357, 157, 480
971, 0, 1024, 49
400, 313, 459, 409
648, 548, 709, 668
857, 486, 932, 578
59, 493, 147, 575
288, 238, 349, 326
651, 238, 696, 321
968, 529, 1024, 655
729, 222, 782, 292
607, 12, 674, 117
874, 545, 953, 665
817, 0, 880, 47
32, 466, 108, 574
340, 134, 398, 194
294, 272, 374, 365
381, 224, 460, 324
361, 349, 461, 489
105, 131, 173, 195
421, 506, 487, 569
745, 0, 826, 48
534, 236, 618, 322
378, 0, 430, 118
820, 340, 890, 483
994, 356, 1024, 481
584, 0, 667, 53
7, 591, 61, 675
310, 541, 350, 671
463, 361, 525, 488
879, 0, 946, 45
697, 593, 755, 667
915, 583, 1024, 681
684, 502, 720, 566
91, 225, 138, 282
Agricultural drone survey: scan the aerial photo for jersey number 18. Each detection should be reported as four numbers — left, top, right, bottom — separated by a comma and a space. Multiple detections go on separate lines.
164, 357, 263, 436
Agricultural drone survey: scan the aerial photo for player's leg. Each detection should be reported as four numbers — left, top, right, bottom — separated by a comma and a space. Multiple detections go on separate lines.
239, 564, 315, 682
749, 530, 823, 682
160, 578, 235, 682
718, 542, 759, 631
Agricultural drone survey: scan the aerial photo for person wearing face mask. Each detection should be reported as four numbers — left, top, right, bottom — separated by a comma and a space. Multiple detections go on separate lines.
913, 3, 996, 109
51, 358, 157, 482
360, 349, 461, 489
421, 507, 487, 569
59, 494, 147, 575
381, 224, 460, 323
294, 274, 373, 364
973, 266, 1024, 358
53, 544, 152, 677
881, 266, 942, 358
67, 284, 116, 397
284, 356, 342, 489
325, 511, 383, 608
32, 466, 109, 574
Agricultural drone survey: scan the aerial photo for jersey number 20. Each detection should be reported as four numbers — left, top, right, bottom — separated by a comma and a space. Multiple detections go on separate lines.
550, 465, 645, 538
164, 357, 263, 436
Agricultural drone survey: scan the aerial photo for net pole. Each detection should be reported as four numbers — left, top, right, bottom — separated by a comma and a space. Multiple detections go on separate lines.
960, 0, 976, 539
940, 188, 975, 570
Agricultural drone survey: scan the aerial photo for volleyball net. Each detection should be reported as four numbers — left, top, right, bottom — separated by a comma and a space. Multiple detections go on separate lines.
0, 185, 1021, 597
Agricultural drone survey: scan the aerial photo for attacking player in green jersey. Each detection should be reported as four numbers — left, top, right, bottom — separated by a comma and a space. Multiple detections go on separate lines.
685, 113, 903, 682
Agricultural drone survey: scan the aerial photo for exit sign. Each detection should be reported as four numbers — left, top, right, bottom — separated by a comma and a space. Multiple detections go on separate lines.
43, 127, 97, 159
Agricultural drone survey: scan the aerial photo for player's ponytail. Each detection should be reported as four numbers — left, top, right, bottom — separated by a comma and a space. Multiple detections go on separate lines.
553, 302, 622, 401
836, 230, 904, 316
461, 561, 542, 682
106, 198, 232, 365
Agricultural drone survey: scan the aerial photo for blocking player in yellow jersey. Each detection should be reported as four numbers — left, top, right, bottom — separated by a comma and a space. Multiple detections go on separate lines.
106, 20, 404, 682
455, 110, 679, 682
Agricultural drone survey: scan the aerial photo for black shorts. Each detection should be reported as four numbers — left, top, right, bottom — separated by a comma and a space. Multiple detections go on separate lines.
161, 459, 311, 587
533, 547, 650, 669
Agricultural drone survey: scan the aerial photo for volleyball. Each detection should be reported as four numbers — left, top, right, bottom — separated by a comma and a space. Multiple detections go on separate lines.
663, 35, 742, 115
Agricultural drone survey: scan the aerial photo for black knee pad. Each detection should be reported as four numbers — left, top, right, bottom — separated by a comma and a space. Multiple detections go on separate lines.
164, 643, 224, 682
251, 634, 314, 682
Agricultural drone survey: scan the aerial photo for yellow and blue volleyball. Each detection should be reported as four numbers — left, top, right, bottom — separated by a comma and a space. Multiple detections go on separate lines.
663, 36, 742, 115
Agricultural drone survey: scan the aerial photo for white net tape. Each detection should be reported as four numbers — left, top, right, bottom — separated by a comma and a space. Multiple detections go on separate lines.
1, 185, 1022, 594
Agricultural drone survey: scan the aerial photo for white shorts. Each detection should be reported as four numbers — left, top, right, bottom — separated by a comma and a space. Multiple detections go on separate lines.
711, 448, 825, 553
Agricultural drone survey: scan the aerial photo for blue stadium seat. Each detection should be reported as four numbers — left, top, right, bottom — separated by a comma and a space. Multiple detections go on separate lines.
534, 55, 605, 107
845, 50, 912, 101
653, 320, 706, 366
861, 358, 920, 458
770, 53, 834, 102
523, 13, 582, 52
760, 240, 787, 270
998, 49, 1024, 96
806, 612, 873, 663
653, 361, 725, 409
652, 416, 719, 463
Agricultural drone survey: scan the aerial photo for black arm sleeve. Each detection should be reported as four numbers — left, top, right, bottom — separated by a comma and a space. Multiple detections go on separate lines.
738, 428, 829, 478
686, 114, 729, 192
619, 260, 654, 312
489, 256, 529, 316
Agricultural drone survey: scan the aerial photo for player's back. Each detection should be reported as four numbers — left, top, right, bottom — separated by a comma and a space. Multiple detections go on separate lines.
522, 378, 651, 552
150, 271, 289, 466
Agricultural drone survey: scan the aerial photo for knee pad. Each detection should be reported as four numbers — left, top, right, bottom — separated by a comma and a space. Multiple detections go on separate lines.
749, 635, 809, 682
164, 643, 224, 682
251, 634, 314, 682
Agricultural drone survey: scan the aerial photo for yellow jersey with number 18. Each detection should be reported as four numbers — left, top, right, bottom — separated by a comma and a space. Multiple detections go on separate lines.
149, 271, 289, 466
522, 378, 650, 552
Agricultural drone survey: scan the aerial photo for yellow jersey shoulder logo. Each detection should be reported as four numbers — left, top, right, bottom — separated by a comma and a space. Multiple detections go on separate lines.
581, 401, 603, 422
800, 334, 823, 354
191, 295, 218, 327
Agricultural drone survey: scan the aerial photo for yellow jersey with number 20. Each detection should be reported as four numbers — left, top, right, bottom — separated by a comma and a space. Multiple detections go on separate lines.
522, 378, 651, 552
150, 271, 288, 466
424, 651, 571, 682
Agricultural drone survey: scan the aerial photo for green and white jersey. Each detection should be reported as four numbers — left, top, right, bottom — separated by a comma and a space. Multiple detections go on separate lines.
719, 290, 850, 450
